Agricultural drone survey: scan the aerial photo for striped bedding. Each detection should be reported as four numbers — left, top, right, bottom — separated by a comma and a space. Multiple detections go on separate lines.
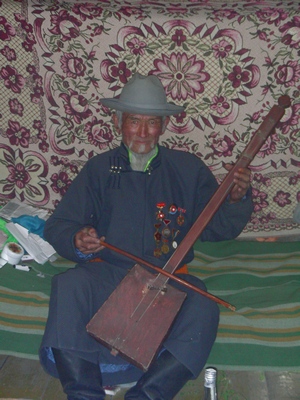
0, 240, 299, 370
190, 240, 300, 370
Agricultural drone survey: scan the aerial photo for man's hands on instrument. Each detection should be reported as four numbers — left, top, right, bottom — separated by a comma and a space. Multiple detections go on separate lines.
74, 227, 105, 254
224, 164, 251, 203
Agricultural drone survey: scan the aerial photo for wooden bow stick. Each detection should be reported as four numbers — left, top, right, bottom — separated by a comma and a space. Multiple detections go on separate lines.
99, 239, 236, 311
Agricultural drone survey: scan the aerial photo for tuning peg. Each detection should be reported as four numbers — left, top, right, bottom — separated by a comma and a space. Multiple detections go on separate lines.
278, 95, 291, 108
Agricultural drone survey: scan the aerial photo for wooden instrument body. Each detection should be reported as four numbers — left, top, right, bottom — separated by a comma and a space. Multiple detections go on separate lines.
86, 96, 291, 372
86, 263, 186, 371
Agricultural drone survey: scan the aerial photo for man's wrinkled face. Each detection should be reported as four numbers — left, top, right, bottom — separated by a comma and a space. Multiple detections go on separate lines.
113, 113, 169, 154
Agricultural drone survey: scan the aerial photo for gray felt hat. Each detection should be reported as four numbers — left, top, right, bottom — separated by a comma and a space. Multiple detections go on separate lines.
101, 73, 184, 116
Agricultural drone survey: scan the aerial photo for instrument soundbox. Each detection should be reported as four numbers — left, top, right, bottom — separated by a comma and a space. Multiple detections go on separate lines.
86, 95, 291, 371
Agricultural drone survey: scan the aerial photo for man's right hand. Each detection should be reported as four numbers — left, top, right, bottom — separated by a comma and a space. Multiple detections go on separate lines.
74, 227, 105, 254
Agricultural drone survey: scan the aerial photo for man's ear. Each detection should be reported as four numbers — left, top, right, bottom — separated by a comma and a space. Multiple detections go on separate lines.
161, 116, 170, 135
112, 113, 121, 133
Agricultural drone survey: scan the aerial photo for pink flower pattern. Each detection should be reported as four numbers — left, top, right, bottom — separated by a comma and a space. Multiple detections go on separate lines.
210, 96, 230, 115
1, 45, 16, 61
252, 188, 269, 213
151, 52, 210, 100
275, 61, 300, 88
228, 66, 250, 89
1, 65, 25, 93
49, 10, 82, 41
59, 89, 93, 124
7, 163, 31, 190
127, 37, 147, 55
110, 61, 132, 84
0, 16, 16, 41
9, 98, 24, 116
6, 121, 30, 148
84, 117, 114, 150
60, 52, 87, 78
212, 40, 233, 58
0, 1, 299, 236
273, 191, 292, 207
279, 16, 300, 49
50, 171, 72, 196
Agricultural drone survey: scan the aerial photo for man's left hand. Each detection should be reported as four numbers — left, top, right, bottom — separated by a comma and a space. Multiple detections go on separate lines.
224, 164, 251, 203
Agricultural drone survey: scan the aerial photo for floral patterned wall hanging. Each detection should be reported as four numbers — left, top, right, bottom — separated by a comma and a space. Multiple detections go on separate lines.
0, 0, 299, 238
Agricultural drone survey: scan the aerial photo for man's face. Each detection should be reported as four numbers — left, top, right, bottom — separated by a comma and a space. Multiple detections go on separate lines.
113, 113, 169, 154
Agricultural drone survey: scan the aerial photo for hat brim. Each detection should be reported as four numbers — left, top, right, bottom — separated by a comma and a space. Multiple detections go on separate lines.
101, 98, 184, 116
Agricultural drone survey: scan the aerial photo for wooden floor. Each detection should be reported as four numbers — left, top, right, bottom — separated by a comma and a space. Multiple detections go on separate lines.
0, 355, 300, 399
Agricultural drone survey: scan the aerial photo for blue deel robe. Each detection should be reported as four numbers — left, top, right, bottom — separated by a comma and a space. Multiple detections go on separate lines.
40, 143, 253, 385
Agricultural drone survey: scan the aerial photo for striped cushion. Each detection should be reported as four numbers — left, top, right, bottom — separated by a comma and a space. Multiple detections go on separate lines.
0, 239, 299, 370
190, 240, 300, 370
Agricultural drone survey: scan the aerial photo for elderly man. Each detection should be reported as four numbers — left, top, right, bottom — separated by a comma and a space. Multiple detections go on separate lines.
40, 73, 253, 400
